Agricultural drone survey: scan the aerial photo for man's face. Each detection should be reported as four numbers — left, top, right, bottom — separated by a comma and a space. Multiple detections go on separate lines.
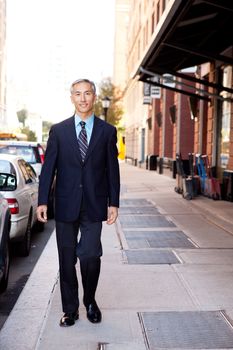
70, 81, 96, 117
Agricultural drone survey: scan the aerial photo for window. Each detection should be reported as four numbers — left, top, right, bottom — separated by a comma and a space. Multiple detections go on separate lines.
25, 162, 37, 181
218, 66, 232, 174
0, 160, 16, 175
0, 145, 37, 163
18, 160, 33, 184
139, 3, 141, 28
143, 26, 147, 49
156, 2, 160, 24
156, 112, 162, 127
138, 39, 141, 60
162, 0, 166, 12
151, 12, 155, 35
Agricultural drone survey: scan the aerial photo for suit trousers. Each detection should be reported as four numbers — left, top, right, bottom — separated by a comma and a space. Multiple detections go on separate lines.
55, 199, 103, 313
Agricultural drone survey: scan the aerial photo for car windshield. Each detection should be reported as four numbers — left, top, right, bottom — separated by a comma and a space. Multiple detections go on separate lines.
0, 145, 37, 164
0, 160, 16, 175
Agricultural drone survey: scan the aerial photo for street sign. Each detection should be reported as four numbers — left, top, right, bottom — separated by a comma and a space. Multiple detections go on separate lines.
143, 96, 152, 104
163, 74, 175, 87
150, 86, 161, 98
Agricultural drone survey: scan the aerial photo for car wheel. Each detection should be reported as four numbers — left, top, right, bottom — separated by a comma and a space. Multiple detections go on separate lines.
0, 237, 10, 293
18, 215, 32, 257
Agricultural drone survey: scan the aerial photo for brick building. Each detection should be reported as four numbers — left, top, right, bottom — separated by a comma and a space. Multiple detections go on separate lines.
114, 0, 233, 200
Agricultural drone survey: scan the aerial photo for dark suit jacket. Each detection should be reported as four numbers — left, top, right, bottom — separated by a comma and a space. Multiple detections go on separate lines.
38, 115, 120, 222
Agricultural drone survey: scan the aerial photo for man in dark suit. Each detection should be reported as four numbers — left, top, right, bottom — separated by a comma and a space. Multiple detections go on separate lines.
37, 79, 120, 327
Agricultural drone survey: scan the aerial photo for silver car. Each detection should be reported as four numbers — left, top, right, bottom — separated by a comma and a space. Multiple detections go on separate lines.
0, 140, 45, 177
0, 193, 11, 293
0, 154, 41, 256
0, 140, 55, 219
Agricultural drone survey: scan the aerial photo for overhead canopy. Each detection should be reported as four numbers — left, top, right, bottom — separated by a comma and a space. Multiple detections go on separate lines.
137, 0, 233, 96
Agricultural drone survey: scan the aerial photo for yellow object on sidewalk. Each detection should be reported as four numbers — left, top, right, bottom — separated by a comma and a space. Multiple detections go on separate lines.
118, 134, 125, 160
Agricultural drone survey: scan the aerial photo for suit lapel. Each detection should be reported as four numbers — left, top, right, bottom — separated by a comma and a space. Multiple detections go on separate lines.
64, 116, 83, 164
64, 115, 103, 165
84, 116, 103, 163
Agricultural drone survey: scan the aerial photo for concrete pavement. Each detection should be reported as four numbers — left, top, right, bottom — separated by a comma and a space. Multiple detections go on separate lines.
0, 162, 233, 350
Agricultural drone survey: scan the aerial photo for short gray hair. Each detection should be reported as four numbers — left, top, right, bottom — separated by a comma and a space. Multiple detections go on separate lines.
70, 79, 96, 94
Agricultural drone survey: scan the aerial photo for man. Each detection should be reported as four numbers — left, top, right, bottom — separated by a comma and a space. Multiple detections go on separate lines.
37, 79, 120, 327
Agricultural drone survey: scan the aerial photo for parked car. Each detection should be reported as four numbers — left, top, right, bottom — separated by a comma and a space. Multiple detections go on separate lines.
0, 154, 42, 256
0, 140, 45, 177
0, 141, 55, 218
0, 193, 11, 293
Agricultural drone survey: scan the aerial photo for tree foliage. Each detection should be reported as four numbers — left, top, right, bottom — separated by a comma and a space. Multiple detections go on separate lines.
21, 126, 37, 141
94, 77, 124, 126
43, 120, 53, 132
42, 120, 53, 142
17, 109, 28, 126
16, 109, 37, 141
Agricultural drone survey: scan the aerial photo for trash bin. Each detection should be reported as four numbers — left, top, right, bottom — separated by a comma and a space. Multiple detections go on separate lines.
171, 160, 177, 179
158, 157, 163, 174
182, 159, 190, 176
148, 155, 157, 170
222, 170, 233, 201
146, 155, 149, 170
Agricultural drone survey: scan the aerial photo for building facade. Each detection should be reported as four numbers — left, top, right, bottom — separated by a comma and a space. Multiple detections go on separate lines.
0, 0, 6, 127
113, 0, 130, 92
114, 0, 233, 200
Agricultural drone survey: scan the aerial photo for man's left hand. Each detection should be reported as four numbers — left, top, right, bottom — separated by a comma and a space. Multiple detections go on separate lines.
107, 206, 118, 225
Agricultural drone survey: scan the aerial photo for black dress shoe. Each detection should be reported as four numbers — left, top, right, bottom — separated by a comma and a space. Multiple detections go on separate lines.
59, 311, 79, 327
86, 302, 102, 323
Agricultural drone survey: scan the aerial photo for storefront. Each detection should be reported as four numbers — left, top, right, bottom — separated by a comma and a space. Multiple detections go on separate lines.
132, 1, 233, 191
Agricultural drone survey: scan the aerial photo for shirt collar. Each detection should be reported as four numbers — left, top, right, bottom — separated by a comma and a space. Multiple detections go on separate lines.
75, 113, 94, 128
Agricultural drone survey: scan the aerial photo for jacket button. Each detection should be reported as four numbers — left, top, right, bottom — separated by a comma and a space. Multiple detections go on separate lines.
79, 184, 83, 188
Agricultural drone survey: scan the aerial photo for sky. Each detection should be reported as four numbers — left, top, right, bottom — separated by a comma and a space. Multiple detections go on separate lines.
6, 0, 116, 123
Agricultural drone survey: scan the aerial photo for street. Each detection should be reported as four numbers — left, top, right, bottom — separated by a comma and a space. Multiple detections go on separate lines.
0, 219, 55, 330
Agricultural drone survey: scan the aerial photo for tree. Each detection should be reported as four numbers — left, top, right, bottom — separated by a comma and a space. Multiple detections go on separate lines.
17, 109, 28, 127
43, 121, 53, 131
21, 126, 37, 141
42, 121, 53, 142
16, 108, 36, 141
94, 77, 124, 126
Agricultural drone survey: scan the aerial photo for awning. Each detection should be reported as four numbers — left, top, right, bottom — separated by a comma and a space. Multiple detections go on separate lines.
137, 0, 233, 97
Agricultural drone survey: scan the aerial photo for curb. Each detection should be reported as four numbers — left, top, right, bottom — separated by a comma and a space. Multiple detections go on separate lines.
0, 230, 59, 350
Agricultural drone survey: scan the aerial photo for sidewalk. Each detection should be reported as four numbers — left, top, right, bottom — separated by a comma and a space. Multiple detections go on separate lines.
0, 162, 233, 350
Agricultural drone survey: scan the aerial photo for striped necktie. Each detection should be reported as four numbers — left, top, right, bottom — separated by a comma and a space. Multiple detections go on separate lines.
78, 121, 88, 161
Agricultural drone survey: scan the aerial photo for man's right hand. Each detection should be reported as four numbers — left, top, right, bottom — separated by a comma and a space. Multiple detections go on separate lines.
37, 205, 48, 223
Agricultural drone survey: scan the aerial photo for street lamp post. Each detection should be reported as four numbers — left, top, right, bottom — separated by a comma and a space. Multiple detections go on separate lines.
101, 96, 111, 122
